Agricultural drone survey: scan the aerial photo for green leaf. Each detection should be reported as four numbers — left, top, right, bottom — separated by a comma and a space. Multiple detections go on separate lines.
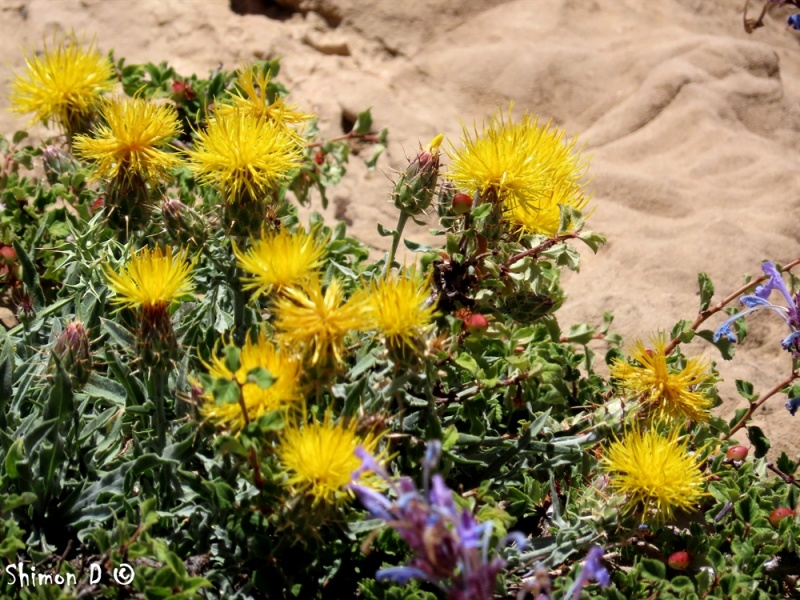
12, 130, 28, 144
353, 108, 373, 134
223, 345, 241, 373
246, 366, 274, 389
12, 239, 45, 310
735, 379, 757, 402
697, 272, 714, 312
4, 437, 25, 479
564, 323, 594, 344
776, 452, 797, 476
640, 558, 666, 579
747, 425, 770, 458
213, 378, 240, 405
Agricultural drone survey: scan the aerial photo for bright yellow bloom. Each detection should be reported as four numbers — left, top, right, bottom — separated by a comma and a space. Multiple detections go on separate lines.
73, 97, 181, 184
234, 228, 327, 298
105, 246, 194, 310
603, 425, 708, 522
610, 333, 714, 423
272, 278, 368, 366
277, 410, 384, 505
366, 269, 437, 355
9, 33, 115, 135
215, 65, 311, 138
200, 332, 303, 432
447, 108, 589, 236
185, 109, 303, 202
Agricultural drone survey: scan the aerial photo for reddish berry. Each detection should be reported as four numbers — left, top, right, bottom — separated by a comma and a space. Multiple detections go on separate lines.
725, 445, 748, 461
452, 193, 473, 215
0, 246, 17, 263
466, 313, 489, 335
668, 551, 690, 571
768, 507, 793, 527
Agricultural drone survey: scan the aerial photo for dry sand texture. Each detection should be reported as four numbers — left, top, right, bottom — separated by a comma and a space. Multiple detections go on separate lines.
1, 0, 798, 457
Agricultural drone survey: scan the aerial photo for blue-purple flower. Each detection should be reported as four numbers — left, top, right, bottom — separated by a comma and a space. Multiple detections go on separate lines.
714, 261, 800, 357
349, 440, 526, 600
564, 546, 611, 600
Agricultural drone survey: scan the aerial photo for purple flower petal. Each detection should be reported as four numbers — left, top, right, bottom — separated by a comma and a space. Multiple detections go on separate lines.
376, 566, 432, 585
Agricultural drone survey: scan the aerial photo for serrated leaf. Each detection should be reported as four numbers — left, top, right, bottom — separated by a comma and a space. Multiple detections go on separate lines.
747, 425, 770, 458
735, 379, 757, 402
353, 108, 373, 135
698, 272, 714, 312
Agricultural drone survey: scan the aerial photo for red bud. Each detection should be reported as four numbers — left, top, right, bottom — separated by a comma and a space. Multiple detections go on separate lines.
668, 551, 690, 570
768, 507, 793, 527
466, 313, 489, 334
725, 445, 748, 461
452, 193, 473, 215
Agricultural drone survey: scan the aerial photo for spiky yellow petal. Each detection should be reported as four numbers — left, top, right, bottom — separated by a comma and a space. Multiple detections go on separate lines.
277, 410, 384, 505
73, 96, 181, 184
366, 268, 437, 355
185, 109, 303, 202
603, 425, 708, 522
610, 333, 714, 423
10, 33, 115, 135
447, 107, 589, 236
234, 228, 327, 298
215, 65, 311, 138
104, 246, 194, 310
272, 278, 368, 366
200, 332, 303, 432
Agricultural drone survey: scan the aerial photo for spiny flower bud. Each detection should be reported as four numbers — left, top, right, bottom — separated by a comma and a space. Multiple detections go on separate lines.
392, 134, 443, 219
42, 144, 81, 185
161, 198, 206, 248
49, 320, 92, 388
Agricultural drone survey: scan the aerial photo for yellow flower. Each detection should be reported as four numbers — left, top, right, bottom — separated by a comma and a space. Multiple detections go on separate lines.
366, 269, 437, 355
200, 332, 303, 432
185, 109, 303, 202
216, 65, 311, 138
9, 33, 116, 135
234, 228, 327, 298
603, 425, 708, 522
447, 107, 589, 236
272, 278, 367, 366
277, 410, 384, 505
73, 97, 182, 185
610, 334, 714, 423
105, 246, 194, 311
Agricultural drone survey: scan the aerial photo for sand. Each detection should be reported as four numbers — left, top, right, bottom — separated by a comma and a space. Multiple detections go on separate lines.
0, 0, 798, 457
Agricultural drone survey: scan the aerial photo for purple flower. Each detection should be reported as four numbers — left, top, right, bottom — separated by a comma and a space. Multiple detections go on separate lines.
349, 440, 526, 600
564, 546, 611, 600
714, 261, 800, 357
786, 397, 800, 417
789, 14, 800, 29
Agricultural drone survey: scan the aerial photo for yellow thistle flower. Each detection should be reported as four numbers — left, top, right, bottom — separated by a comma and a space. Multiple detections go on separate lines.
10, 33, 116, 136
366, 269, 437, 355
447, 107, 589, 236
272, 278, 367, 366
234, 228, 327, 298
216, 65, 311, 137
185, 109, 303, 202
73, 97, 182, 185
105, 246, 194, 311
277, 410, 384, 505
603, 425, 708, 522
610, 333, 714, 423
200, 332, 303, 432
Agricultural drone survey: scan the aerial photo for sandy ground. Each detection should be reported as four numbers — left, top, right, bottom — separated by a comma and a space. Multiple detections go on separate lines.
0, 0, 798, 458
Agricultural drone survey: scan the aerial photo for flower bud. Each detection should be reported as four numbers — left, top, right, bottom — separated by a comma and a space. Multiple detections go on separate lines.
50, 320, 92, 388
171, 79, 196, 102
392, 134, 443, 219
725, 445, 748, 461
16, 292, 35, 324
465, 313, 489, 335
161, 198, 206, 248
451, 192, 473, 215
668, 551, 690, 571
42, 144, 80, 185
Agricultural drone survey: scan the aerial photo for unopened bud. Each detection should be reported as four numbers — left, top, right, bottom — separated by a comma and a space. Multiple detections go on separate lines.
171, 79, 196, 102
161, 198, 205, 248
465, 313, 489, 335
451, 193, 473, 215
50, 320, 92, 388
392, 134, 443, 218
42, 145, 80, 185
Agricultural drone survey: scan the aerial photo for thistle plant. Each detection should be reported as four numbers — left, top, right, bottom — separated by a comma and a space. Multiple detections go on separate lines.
1, 29, 798, 600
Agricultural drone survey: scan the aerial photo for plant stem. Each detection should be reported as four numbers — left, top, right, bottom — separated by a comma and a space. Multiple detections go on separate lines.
722, 369, 799, 440
384, 211, 409, 277
151, 368, 168, 453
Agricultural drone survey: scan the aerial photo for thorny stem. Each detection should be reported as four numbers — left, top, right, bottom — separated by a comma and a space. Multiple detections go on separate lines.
767, 462, 800, 489
384, 211, 409, 277
664, 257, 800, 355
306, 131, 380, 148
721, 369, 799, 440
507, 232, 581, 267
